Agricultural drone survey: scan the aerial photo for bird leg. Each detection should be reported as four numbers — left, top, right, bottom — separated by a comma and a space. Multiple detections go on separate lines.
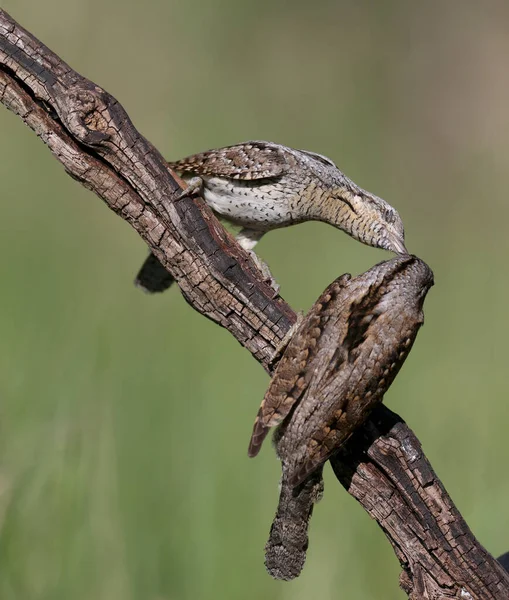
174, 176, 203, 200
236, 228, 280, 297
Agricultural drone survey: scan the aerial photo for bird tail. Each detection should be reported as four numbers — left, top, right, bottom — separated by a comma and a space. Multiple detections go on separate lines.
134, 252, 175, 294
248, 414, 270, 458
264, 466, 324, 581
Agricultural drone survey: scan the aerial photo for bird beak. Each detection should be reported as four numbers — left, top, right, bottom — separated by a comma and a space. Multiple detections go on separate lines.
390, 236, 408, 255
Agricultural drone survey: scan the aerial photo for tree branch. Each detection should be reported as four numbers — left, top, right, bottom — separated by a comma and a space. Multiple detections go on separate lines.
0, 9, 295, 370
1, 9, 507, 598
331, 407, 509, 599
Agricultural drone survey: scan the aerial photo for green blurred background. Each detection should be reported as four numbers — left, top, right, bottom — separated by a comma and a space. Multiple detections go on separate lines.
1, 1, 509, 598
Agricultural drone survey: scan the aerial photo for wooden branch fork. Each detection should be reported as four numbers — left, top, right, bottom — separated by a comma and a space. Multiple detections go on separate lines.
1, 10, 507, 598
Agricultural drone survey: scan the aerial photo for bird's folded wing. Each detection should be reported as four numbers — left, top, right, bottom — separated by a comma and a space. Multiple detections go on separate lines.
169, 141, 291, 180
248, 274, 352, 457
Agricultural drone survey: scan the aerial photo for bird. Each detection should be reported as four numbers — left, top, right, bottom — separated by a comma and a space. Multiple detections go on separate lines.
249, 254, 433, 483
251, 255, 434, 580
135, 141, 407, 293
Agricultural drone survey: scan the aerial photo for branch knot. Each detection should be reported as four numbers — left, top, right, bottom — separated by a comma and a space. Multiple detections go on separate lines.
58, 83, 111, 144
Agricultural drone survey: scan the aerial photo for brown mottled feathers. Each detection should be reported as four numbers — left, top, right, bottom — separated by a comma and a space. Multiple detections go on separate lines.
247, 274, 352, 458
249, 256, 433, 489
168, 141, 291, 181
260, 256, 433, 581
264, 466, 324, 581
289, 257, 431, 487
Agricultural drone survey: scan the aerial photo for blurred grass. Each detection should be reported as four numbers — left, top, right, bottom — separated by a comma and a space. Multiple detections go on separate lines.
1, 0, 509, 598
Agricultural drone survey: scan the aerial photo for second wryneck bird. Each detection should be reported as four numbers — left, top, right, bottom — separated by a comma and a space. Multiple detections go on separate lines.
135, 140, 407, 293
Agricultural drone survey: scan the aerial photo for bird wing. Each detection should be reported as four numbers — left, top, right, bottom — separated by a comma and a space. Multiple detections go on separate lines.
168, 141, 291, 180
247, 274, 352, 458
287, 308, 423, 488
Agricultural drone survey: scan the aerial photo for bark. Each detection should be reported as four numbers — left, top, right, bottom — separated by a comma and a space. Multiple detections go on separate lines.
330, 407, 509, 599
1, 9, 507, 598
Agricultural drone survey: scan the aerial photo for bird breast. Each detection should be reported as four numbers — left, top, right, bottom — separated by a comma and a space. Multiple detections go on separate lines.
198, 175, 305, 230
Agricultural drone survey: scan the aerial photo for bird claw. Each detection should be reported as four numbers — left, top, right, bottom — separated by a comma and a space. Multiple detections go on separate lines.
267, 278, 281, 299
174, 176, 203, 200
248, 251, 280, 297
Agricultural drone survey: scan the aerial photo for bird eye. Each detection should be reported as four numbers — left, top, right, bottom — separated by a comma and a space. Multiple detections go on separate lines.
384, 208, 396, 224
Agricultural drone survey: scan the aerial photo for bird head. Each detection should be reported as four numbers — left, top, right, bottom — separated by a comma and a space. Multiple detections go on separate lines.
336, 189, 407, 255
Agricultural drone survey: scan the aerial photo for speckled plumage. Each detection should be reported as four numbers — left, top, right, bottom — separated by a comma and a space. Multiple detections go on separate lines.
170, 141, 406, 250
253, 255, 433, 484
256, 255, 434, 580
135, 141, 407, 292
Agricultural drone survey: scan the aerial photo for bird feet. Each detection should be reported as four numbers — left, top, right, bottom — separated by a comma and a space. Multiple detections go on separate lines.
248, 251, 280, 298
174, 176, 203, 200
